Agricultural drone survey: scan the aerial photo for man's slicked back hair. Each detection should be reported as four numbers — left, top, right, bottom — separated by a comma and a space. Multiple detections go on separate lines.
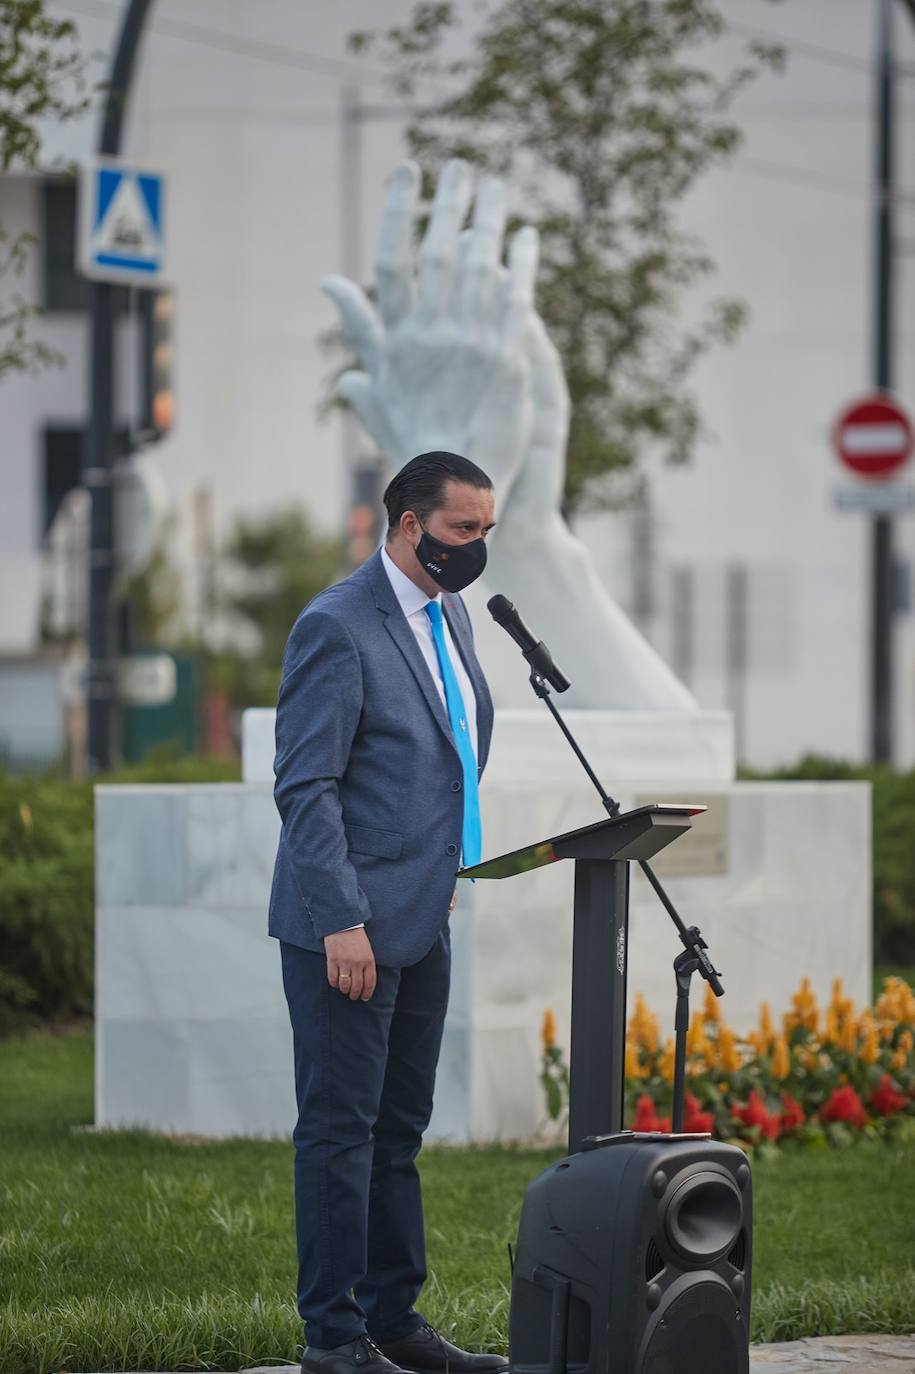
383, 451, 492, 539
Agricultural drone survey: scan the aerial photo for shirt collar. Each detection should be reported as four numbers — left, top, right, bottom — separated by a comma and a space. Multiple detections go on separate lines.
381, 545, 442, 620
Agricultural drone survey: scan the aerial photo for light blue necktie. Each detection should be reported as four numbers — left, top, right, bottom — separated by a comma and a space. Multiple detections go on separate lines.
425, 600, 482, 869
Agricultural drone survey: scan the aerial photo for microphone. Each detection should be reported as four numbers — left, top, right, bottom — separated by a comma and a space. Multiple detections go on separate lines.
487, 594, 571, 693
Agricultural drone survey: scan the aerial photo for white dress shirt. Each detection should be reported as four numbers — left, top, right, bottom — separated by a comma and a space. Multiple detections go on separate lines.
380, 546, 479, 761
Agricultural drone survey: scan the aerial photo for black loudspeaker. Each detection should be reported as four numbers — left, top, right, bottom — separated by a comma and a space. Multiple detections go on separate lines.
509, 1134, 752, 1374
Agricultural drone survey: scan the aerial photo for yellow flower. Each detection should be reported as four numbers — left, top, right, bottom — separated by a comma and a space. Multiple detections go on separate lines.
541, 1009, 556, 1053
687, 1011, 711, 1060
748, 1001, 775, 1055
859, 1013, 880, 1064
703, 982, 721, 1025
839, 1014, 858, 1055
771, 1036, 790, 1080
784, 976, 819, 1036
760, 1001, 774, 1041
659, 1038, 676, 1085
18, 801, 32, 831
718, 1024, 742, 1074
628, 992, 660, 1054
891, 1029, 914, 1072
875, 976, 915, 1032
625, 1041, 647, 1079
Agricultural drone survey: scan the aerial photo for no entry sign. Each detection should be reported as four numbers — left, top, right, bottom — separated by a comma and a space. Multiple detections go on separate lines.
834, 394, 913, 479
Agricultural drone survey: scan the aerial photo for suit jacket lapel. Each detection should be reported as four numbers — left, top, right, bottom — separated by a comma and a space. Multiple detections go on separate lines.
366, 552, 456, 752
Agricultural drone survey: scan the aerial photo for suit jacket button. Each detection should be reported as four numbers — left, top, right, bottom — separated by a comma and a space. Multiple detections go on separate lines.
447, 843, 458, 856
451, 780, 462, 792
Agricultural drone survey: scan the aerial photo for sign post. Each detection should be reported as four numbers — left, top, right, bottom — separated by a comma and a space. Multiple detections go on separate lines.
832, 391, 913, 763
871, 0, 896, 764
79, 0, 154, 774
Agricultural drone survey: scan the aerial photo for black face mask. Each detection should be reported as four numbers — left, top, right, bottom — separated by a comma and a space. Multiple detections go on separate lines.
415, 524, 487, 593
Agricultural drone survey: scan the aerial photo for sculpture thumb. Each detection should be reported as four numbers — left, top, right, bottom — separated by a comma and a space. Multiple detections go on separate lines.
337, 371, 402, 462
320, 275, 381, 372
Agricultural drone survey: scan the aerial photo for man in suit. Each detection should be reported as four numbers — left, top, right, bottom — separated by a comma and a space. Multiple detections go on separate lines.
270, 451, 505, 1374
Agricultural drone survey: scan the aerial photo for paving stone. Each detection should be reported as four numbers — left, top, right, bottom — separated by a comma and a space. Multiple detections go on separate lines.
78, 1335, 915, 1374
748, 1334, 915, 1373
240, 1337, 915, 1374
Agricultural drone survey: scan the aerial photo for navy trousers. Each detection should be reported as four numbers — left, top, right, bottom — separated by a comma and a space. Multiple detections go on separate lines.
280, 931, 451, 1350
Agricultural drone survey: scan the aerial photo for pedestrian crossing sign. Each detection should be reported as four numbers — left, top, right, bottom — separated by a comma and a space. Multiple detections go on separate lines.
79, 158, 168, 286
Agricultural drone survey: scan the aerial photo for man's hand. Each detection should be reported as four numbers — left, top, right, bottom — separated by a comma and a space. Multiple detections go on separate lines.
324, 927, 377, 1002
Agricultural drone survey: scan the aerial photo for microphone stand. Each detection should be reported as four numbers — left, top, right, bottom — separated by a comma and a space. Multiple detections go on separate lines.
526, 668, 724, 1134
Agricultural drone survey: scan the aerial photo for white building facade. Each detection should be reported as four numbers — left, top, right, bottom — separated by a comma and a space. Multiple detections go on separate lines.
2, 0, 915, 769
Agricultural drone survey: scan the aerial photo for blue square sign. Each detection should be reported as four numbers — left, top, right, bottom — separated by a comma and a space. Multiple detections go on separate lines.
79, 158, 167, 286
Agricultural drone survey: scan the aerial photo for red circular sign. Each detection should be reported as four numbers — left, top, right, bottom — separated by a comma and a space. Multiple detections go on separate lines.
834, 394, 914, 478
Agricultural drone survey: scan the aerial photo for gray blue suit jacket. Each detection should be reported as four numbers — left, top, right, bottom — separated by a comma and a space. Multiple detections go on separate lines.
268, 549, 494, 968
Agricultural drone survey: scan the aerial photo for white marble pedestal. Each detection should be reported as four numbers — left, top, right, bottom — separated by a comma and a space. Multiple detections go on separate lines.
94, 711, 871, 1142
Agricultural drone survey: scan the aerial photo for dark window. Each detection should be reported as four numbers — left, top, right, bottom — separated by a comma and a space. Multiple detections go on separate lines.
43, 426, 129, 532
43, 427, 83, 530
42, 180, 128, 314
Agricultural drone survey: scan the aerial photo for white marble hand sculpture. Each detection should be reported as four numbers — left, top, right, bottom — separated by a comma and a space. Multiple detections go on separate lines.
322, 159, 697, 711
322, 160, 534, 497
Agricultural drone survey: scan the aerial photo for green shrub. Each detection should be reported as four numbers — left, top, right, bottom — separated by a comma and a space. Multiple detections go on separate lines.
0, 777, 94, 1034
0, 757, 241, 1035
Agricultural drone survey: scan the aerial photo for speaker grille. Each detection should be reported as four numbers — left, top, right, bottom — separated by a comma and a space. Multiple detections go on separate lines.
645, 1237, 664, 1281
641, 1282, 748, 1374
727, 1230, 747, 1272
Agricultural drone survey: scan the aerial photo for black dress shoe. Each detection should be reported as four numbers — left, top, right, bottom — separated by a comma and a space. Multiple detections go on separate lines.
303, 1335, 411, 1374
379, 1323, 509, 1374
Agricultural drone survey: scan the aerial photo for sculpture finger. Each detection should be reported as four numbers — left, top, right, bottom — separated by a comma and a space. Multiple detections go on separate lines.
417, 158, 473, 321
321, 275, 382, 374
500, 225, 539, 352
524, 314, 570, 508
459, 176, 507, 325
374, 161, 420, 329
337, 370, 403, 462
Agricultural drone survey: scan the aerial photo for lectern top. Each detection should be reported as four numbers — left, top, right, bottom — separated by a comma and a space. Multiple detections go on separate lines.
457, 803, 706, 879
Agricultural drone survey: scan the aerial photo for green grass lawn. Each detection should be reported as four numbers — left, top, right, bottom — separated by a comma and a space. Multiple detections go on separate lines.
1, 1030, 913, 1374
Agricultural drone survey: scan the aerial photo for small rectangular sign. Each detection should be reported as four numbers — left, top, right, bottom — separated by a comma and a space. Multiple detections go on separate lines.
78, 158, 167, 286
833, 483, 915, 513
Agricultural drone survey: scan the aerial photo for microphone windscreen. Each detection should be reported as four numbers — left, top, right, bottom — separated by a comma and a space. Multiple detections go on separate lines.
487, 594, 514, 624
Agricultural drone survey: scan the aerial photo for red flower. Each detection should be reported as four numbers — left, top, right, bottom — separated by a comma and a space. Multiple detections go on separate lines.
870, 1074, 908, 1116
733, 1089, 782, 1141
633, 1094, 671, 1133
780, 1092, 805, 1133
683, 1091, 714, 1134
820, 1085, 867, 1129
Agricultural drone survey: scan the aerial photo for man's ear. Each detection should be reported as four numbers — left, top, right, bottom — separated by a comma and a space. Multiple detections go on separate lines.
400, 510, 420, 541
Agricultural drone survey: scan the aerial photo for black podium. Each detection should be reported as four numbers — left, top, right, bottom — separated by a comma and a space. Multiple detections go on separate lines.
459, 803, 705, 1152
460, 805, 754, 1374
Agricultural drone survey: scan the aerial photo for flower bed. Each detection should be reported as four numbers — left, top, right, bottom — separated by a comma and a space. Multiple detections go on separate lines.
541, 977, 915, 1150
